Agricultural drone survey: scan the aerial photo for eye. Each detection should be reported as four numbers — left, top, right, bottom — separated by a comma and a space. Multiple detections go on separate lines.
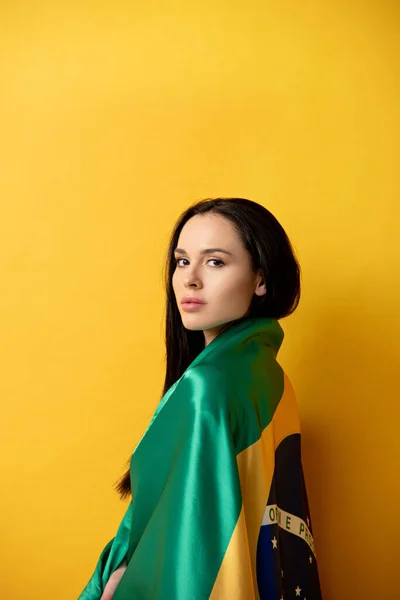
173, 258, 225, 268
174, 258, 188, 267
208, 259, 225, 267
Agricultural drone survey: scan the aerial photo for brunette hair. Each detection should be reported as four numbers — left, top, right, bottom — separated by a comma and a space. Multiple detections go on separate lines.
114, 197, 301, 499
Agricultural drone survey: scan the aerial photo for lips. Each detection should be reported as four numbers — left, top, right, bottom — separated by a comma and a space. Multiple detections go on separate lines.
181, 298, 206, 312
181, 297, 206, 305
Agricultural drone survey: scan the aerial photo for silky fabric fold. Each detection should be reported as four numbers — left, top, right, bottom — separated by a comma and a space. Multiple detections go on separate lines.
78, 316, 323, 599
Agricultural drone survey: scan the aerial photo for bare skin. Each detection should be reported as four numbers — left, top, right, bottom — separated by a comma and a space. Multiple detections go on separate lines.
99, 562, 127, 600
172, 212, 266, 345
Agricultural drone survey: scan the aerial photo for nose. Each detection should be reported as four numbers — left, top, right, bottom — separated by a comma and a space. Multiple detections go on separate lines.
183, 263, 202, 289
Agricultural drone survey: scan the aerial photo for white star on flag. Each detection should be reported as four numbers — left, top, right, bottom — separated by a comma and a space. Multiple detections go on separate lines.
295, 585, 301, 596
271, 536, 278, 549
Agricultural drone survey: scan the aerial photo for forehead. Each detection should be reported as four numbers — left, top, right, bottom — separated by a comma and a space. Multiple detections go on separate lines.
177, 213, 241, 248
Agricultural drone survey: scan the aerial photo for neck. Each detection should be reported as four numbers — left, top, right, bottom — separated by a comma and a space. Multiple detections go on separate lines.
203, 318, 247, 347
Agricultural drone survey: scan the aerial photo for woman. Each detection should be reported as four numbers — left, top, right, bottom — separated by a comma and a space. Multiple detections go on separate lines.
78, 197, 323, 600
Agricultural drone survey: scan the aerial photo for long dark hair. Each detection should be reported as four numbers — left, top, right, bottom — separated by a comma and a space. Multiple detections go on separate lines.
114, 198, 301, 499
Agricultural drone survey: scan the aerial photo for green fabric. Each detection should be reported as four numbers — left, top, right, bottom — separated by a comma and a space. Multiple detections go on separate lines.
78, 501, 132, 598
78, 316, 285, 599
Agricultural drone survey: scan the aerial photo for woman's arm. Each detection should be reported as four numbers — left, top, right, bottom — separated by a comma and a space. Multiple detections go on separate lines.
77, 501, 132, 600
99, 562, 127, 600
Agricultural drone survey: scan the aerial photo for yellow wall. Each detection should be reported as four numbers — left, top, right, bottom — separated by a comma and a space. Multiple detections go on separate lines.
0, 2, 398, 598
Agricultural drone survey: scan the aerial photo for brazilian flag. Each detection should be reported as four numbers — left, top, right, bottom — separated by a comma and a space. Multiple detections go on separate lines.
78, 316, 322, 599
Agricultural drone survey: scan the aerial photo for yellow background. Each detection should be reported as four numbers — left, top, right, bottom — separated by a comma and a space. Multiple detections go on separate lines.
0, 1, 398, 598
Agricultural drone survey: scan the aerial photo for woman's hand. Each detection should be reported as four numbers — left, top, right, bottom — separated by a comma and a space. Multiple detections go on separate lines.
99, 562, 127, 600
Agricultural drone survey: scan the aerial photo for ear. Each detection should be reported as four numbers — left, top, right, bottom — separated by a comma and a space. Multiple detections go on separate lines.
254, 270, 267, 297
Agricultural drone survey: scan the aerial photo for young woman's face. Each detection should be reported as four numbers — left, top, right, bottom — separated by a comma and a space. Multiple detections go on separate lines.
172, 213, 266, 346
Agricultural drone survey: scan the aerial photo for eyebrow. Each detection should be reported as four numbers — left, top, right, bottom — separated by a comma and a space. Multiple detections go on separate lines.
174, 247, 233, 256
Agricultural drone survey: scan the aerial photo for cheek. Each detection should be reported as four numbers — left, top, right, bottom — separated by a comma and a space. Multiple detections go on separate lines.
217, 272, 253, 297
215, 280, 254, 312
172, 269, 182, 297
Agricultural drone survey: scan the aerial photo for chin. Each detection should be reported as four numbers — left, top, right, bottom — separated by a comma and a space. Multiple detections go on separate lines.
181, 313, 234, 332
180, 316, 208, 331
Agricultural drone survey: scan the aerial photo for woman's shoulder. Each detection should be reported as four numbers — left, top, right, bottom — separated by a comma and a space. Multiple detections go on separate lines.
174, 362, 234, 416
